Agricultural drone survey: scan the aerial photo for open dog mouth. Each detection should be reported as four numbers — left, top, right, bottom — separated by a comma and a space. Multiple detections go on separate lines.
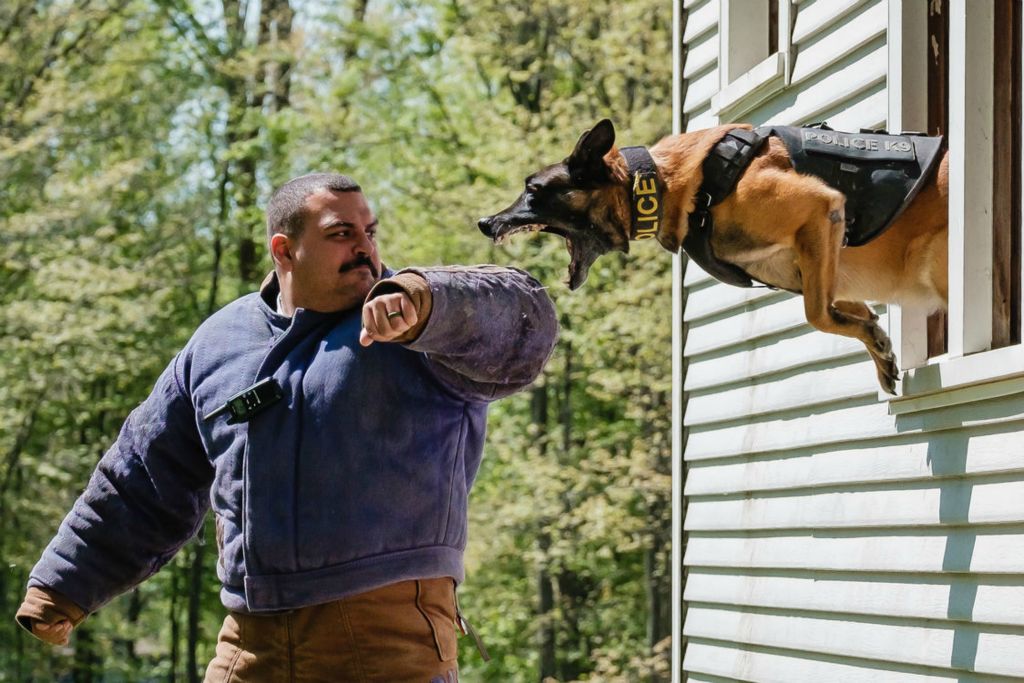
490, 220, 610, 290
491, 220, 546, 245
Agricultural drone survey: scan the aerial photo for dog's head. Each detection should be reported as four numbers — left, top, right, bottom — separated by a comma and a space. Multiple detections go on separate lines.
478, 119, 631, 289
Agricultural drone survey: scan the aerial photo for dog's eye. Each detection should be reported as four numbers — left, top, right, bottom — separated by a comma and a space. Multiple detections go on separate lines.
526, 182, 541, 193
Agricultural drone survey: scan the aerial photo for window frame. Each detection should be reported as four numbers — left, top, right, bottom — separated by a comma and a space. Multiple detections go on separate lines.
886, 0, 1024, 411
711, 0, 792, 119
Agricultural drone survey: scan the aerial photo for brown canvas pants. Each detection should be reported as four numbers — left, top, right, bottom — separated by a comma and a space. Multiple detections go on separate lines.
203, 578, 459, 683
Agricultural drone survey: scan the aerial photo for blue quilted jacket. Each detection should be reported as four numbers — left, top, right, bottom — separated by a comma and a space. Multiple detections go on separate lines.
27, 266, 557, 613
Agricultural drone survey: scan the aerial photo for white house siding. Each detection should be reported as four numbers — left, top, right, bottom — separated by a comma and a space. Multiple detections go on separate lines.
678, 0, 1024, 680
682, 0, 720, 130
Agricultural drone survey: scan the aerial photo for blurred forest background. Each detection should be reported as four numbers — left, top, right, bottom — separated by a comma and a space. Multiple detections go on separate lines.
0, 0, 673, 680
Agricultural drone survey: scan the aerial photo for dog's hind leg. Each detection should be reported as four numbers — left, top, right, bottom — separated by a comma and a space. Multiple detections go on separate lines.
794, 196, 899, 394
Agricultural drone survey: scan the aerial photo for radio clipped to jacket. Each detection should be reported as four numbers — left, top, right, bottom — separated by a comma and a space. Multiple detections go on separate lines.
203, 378, 283, 424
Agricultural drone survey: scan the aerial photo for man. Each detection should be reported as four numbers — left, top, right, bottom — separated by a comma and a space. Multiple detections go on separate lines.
16, 173, 558, 682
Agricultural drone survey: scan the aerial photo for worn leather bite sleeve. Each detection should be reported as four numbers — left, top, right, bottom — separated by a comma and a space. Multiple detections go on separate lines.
396, 265, 558, 402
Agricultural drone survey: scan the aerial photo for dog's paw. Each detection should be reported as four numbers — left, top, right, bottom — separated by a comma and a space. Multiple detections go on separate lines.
870, 324, 892, 355
873, 351, 900, 395
878, 364, 899, 395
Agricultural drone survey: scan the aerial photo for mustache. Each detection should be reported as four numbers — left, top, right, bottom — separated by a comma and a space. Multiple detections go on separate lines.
339, 256, 378, 278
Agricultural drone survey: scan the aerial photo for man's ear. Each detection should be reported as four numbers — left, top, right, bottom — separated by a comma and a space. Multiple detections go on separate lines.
567, 119, 616, 181
270, 233, 293, 270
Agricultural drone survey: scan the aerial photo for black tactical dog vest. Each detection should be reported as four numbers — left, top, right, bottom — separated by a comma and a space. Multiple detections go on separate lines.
683, 125, 945, 289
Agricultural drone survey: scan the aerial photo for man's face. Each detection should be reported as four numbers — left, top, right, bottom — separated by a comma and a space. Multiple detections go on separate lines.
286, 189, 383, 313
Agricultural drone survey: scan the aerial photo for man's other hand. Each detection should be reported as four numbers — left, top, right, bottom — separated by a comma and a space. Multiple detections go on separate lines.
360, 292, 418, 346
16, 586, 86, 646
32, 620, 73, 646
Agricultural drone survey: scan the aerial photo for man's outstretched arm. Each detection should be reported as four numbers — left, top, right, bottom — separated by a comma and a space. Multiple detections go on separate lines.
16, 354, 213, 643
365, 266, 559, 401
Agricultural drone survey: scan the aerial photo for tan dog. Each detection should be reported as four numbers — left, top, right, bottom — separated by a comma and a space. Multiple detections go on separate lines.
478, 120, 949, 394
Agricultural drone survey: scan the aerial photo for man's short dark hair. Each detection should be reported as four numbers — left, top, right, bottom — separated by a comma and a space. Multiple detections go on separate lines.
266, 173, 362, 241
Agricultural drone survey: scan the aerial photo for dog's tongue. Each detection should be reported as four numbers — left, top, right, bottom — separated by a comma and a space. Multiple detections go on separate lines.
566, 232, 605, 290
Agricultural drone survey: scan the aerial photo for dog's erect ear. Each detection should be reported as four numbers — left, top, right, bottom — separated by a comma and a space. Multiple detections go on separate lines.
567, 119, 616, 181
571, 119, 616, 160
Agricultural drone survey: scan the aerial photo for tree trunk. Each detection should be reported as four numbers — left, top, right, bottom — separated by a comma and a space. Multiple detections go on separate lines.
72, 622, 97, 683
342, 0, 370, 62
229, 0, 294, 287
207, 161, 229, 318
187, 533, 204, 683
14, 604, 24, 683
229, 102, 260, 287
555, 335, 580, 679
117, 589, 143, 672
644, 383, 673, 681
537, 531, 556, 681
559, 318, 572, 460
530, 385, 548, 456
264, 0, 294, 114
646, 537, 660, 643
169, 565, 180, 683
531, 368, 556, 680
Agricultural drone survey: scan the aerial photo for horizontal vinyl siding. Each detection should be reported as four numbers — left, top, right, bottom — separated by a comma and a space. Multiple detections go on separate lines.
683, 570, 1024, 627
686, 420, 1024, 495
745, 0, 888, 128
683, 0, 718, 117
684, 606, 1024, 677
685, 528, 1024, 574
684, 640, 1024, 683
679, 1, 1024, 681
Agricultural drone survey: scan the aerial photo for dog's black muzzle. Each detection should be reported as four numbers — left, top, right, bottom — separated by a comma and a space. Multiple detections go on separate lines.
479, 190, 541, 239
477, 215, 497, 237
477, 210, 541, 240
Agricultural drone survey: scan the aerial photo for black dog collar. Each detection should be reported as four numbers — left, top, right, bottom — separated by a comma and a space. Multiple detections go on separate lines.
620, 146, 664, 241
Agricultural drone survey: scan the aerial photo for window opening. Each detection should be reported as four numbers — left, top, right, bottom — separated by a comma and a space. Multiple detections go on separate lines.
992, 0, 1022, 349
927, 0, 949, 357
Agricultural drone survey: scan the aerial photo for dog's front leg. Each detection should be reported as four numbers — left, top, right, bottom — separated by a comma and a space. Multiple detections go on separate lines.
833, 300, 879, 323
794, 198, 899, 394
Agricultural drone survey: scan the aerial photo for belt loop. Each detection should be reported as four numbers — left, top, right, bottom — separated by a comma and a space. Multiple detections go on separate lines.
453, 581, 491, 662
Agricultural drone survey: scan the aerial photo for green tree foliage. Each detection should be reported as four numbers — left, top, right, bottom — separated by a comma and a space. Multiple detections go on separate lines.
1, 0, 672, 680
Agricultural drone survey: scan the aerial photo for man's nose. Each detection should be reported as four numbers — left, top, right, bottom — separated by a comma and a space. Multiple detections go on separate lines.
478, 215, 495, 236
353, 229, 374, 254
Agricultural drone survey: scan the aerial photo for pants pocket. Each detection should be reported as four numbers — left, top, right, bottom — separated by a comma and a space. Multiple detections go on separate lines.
203, 615, 244, 683
415, 579, 459, 663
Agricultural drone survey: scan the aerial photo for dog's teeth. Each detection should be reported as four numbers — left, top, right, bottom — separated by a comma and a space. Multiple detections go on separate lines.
493, 224, 549, 248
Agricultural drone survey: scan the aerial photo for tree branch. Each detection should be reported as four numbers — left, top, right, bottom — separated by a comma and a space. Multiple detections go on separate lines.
9, 0, 131, 116
0, 0, 35, 49
0, 394, 44, 497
